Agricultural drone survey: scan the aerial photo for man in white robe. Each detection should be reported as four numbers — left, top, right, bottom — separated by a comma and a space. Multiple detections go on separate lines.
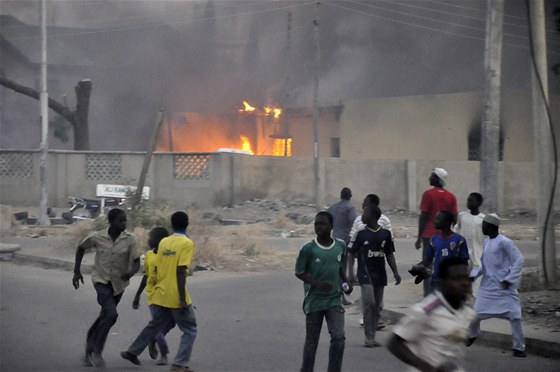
467, 213, 526, 357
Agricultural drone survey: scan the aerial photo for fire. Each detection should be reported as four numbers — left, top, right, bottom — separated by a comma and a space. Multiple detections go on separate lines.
263, 105, 282, 119
240, 100, 256, 113
273, 138, 292, 156
240, 135, 254, 154
156, 103, 290, 156
242, 101, 282, 119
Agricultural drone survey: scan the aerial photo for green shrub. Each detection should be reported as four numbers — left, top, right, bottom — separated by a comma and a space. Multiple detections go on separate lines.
242, 243, 259, 256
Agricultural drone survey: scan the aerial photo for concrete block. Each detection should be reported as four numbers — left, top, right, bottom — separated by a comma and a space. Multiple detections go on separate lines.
0, 205, 13, 230
219, 219, 244, 226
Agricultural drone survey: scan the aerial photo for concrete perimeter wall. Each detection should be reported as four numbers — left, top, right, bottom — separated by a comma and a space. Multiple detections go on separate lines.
0, 150, 556, 213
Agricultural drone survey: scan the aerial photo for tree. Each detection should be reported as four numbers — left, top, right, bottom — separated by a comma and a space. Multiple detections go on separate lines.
0, 77, 92, 150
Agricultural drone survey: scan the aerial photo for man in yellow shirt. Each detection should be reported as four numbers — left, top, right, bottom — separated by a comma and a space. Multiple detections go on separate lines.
121, 211, 197, 372
72, 208, 142, 368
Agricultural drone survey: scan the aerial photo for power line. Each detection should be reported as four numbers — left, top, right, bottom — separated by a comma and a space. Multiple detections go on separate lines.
427, 0, 557, 27
322, 1, 560, 55
389, 0, 558, 32
340, 0, 560, 47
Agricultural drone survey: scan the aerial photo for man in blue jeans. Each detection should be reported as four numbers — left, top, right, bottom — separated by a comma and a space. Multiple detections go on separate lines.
72, 208, 142, 368
295, 211, 352, 372
121, 211, 197, 372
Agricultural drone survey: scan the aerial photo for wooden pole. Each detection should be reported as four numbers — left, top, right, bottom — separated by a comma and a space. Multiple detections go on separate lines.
134, 109, 165, 204
167, 113, 174, 152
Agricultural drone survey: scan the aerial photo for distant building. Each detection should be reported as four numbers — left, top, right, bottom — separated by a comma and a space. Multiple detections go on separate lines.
340, 91, 560, 162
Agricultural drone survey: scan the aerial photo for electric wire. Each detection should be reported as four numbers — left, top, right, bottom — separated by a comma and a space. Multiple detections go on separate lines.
429, 0, 557, 27
5, 1, 560, 56
323, 1, 560, 55
525, 0, 559, 287
390, 0, 524, 28
383, 0, 560, 37
341, 0, 560, 47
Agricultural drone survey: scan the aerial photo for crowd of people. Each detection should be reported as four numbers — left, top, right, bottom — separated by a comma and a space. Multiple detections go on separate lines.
72, 167, 527, 372
298, 168, 526, 371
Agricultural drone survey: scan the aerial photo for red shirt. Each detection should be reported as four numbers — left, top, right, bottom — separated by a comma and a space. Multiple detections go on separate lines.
419, 187, 458, 238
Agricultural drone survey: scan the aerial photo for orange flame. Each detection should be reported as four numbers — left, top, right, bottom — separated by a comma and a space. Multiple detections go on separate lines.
240, 100, 256, 113
263, 105, 282, 119
242, 101, 282, 119
240, 135, 254, 154
272, 138, 292, 156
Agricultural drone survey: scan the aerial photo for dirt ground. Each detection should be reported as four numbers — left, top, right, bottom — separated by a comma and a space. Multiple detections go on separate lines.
2, 200, 560, 333
216, 200, 560, 333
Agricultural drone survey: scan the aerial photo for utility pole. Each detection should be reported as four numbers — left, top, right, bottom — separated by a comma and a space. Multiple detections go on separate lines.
312, 1, 321, 211
480, 0, 504, 213
38, 0, 50, 226
283, 11, 292, 157
529, 0, 557, 286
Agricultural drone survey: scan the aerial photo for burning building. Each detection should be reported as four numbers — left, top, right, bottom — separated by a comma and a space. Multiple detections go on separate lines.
156, 100, 343, 157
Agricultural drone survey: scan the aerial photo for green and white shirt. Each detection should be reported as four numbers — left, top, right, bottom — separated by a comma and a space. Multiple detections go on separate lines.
295, 238, 346, 315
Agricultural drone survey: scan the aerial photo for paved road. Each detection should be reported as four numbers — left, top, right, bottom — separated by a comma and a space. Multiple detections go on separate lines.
1, 262, 558, 372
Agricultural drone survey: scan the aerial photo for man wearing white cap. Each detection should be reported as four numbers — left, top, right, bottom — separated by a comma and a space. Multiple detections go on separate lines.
415, 168, 458, 296
467, 213, 527, 357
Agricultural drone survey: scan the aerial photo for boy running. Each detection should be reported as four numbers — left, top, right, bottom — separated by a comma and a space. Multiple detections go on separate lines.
122, 211, 197, 372
347, 206, 401, 347
72, 208, 142, 368
131, 227, 175, 366
387, 257, 475, 371
295, 211, 352, 372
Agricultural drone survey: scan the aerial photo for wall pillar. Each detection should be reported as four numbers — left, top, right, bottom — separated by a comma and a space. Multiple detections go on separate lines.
407, 160, 417, 211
